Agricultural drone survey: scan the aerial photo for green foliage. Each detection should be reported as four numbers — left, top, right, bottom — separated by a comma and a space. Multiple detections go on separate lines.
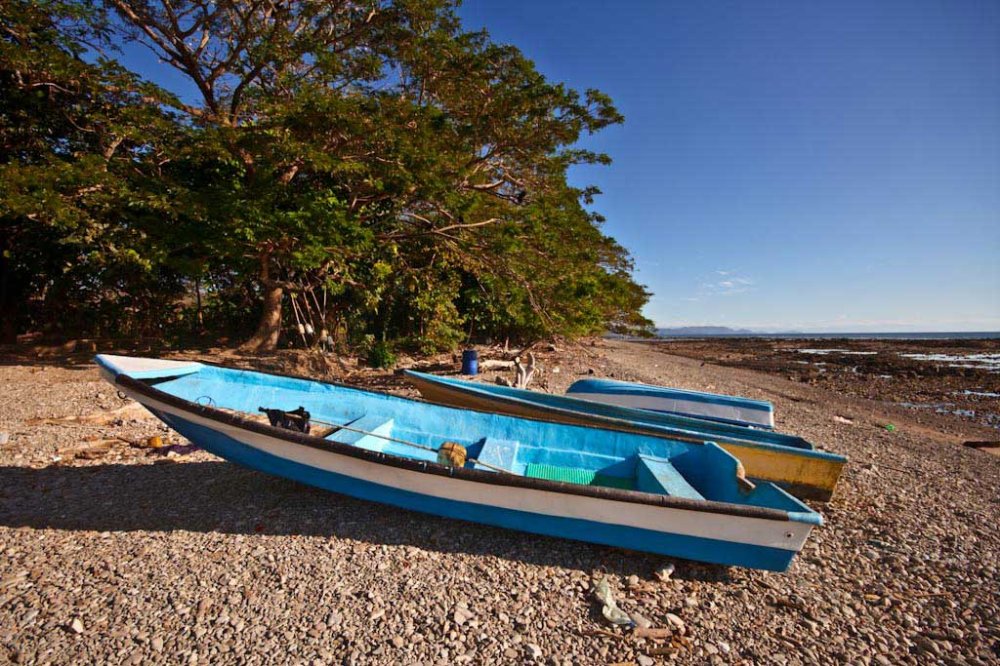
0, 0, 653, 348
365, 339, 398, 369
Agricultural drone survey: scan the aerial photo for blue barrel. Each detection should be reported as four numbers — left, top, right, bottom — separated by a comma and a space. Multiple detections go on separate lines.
461, 349, 479, 375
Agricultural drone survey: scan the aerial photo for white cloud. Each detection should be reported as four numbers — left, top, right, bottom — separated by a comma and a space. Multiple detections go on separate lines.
692, 273, 755, 297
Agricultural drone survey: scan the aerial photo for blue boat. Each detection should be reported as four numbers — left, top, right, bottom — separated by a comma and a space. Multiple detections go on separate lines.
96, 354, 822, 571
406, 371, 846, 501
567, 377, 775, 429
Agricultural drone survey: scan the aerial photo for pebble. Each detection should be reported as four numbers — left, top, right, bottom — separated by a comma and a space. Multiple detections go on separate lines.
630, 611, 653, 628
655, 563, 675, 582
453, 606, 474, 626
665, 613, 685, 631
69, 618, 84, 634
914, 636, 942, 657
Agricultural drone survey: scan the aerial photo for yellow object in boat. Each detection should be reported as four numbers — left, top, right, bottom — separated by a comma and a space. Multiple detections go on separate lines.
437, 441, 467, 468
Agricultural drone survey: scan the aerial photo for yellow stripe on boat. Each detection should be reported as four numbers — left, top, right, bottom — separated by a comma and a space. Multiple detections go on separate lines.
715, 443, 844, 501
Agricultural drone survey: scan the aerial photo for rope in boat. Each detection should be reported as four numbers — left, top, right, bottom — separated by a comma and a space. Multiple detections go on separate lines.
261, 409, 513, 475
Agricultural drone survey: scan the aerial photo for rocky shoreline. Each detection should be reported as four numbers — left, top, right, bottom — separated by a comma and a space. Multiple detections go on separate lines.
1, 340, 998, 664
644, 337, 1000, 440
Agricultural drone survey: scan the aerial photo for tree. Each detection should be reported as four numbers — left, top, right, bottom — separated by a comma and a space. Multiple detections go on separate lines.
105, 0, 646, 350
0, 0, 187, 341
1, 0, 651, 348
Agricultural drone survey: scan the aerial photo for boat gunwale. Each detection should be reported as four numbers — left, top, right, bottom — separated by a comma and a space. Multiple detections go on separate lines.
108, 368, 809, 525
568, 377, 774, 410
405, 371, 846, 463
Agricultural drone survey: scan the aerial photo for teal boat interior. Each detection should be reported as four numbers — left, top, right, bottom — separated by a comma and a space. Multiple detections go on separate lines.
405, 371, 839, 458
97, 357, 820, 523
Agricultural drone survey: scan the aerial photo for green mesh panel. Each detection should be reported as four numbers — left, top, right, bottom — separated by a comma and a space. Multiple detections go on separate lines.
524, 464, 634, 490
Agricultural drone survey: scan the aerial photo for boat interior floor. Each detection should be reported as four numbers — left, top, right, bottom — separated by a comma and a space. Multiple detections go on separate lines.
228, 406, 724, 499
310, 412, 745, 502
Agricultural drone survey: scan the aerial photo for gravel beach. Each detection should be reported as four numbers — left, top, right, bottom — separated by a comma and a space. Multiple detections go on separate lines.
1, 340, 998, 665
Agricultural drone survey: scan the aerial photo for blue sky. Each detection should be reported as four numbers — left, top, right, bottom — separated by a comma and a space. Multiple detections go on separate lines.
118, 1, 999, 332
459, 1, 1000, 332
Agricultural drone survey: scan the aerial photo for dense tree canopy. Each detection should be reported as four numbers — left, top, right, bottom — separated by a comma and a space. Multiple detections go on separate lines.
0, 0, 652, 354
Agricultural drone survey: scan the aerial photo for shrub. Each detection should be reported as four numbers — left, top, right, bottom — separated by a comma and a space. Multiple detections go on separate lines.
366, 340, 397, 369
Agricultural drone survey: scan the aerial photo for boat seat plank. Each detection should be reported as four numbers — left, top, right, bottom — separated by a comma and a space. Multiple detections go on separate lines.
475, 437, 519, 472
326, 414, 394, 453
636, 456, 704, 500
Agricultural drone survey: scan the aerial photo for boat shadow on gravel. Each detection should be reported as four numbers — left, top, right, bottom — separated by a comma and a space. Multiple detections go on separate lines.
0, 460, 734, 582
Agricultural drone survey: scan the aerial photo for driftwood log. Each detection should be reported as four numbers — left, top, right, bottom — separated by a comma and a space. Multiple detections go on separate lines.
479, 359, 516, 371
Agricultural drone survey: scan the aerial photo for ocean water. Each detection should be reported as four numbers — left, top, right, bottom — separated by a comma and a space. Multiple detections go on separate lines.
900, 352, 1000, 372
655, 332, 1000, 340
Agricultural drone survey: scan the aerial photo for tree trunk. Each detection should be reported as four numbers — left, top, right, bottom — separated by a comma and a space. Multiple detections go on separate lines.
194, 276, 204, 331
241, 255, 283, 352
0, 250, 14, 343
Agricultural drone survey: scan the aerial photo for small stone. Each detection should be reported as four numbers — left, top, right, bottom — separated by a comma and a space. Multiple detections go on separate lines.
453, 607, 474, 626
526, 643, 543, 660
665, 613, 685, 631
630, 612, 653, 629
69, 618, 84, 634
654, 563, 675, 582
391, 636, 405, 648
638, 656, 654, 666
914, 636, 941, 657
151, 637, 164, 652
